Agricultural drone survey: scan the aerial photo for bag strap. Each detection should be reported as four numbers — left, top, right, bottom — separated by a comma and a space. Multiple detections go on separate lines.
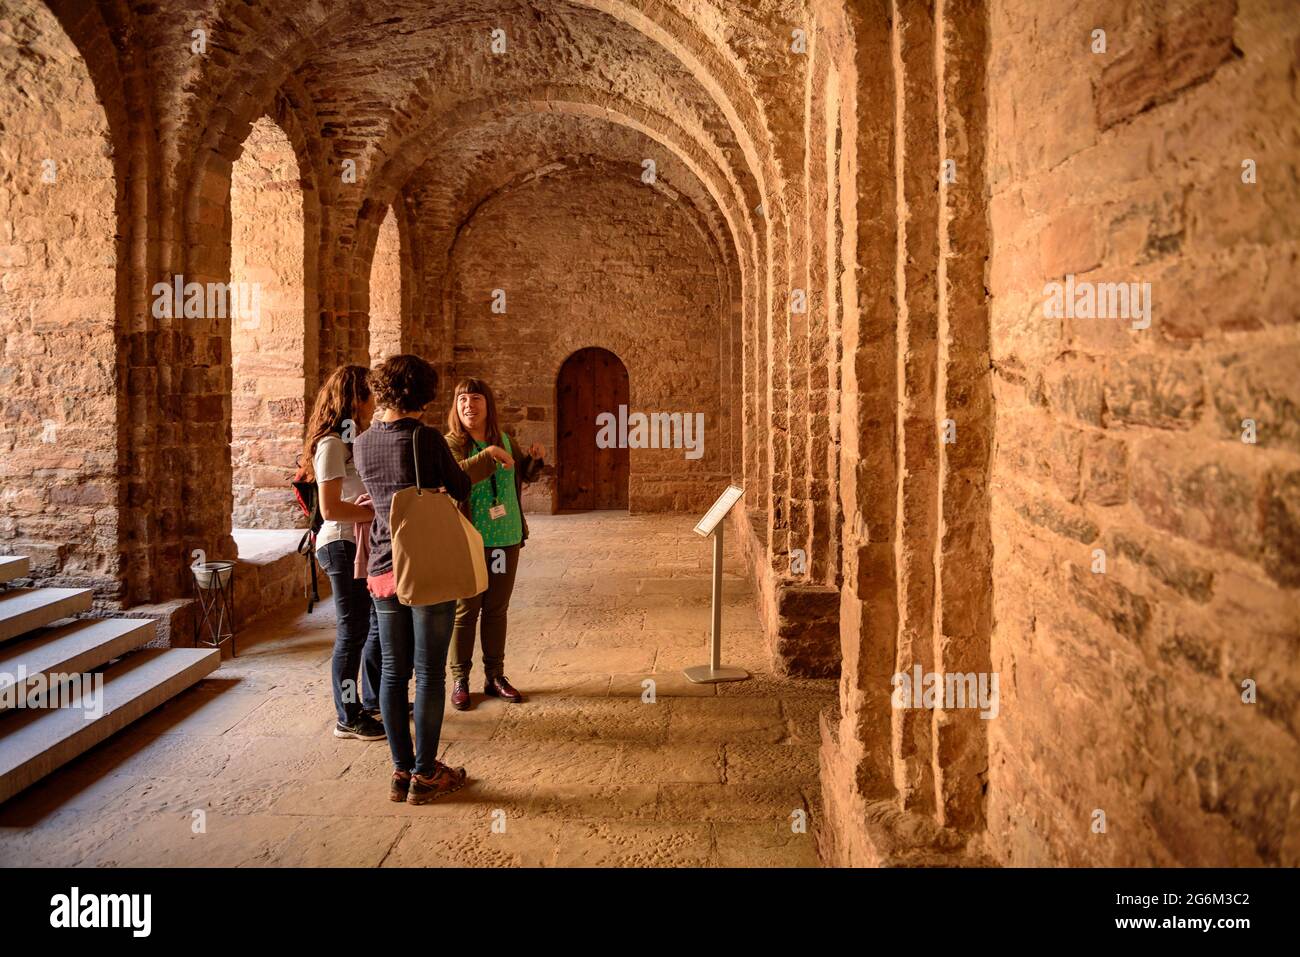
412, 424, 424, 494
411, 423, 447, 496
297, 529, 319, 613
306, 550, 319, 613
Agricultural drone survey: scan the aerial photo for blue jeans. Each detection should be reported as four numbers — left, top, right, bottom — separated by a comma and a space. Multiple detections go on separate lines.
316, 540, 382, 724
373, 596, 456, 776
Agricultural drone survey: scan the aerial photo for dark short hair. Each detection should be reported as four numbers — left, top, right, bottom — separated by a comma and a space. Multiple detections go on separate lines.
371, 354, 439, 413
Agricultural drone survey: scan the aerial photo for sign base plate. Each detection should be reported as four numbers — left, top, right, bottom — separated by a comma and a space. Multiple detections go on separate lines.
683, 664, 750, 684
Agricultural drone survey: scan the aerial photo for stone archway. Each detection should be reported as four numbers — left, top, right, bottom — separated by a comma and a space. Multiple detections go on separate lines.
556, 347, 630, 512
229, 115, 307, 530
0, 0, 119, 598
368, 206, 402, 365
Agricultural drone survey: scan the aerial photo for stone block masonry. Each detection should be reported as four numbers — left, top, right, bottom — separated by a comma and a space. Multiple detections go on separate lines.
985, 0, 1300, 866
446, 169, 731, 514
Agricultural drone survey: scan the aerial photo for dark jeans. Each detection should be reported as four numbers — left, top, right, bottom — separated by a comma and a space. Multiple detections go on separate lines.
373, 595, 457, 776
451, 544, 520, 681
316, 540, 381, 725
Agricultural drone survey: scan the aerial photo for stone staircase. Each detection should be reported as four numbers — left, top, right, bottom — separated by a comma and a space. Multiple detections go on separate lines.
0, 555, 220, 804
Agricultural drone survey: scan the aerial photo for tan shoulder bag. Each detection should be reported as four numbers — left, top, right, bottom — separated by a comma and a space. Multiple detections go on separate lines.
389, 426, 488, 606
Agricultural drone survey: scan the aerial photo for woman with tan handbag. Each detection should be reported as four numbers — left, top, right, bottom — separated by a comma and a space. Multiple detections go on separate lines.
354, 354, 474, 804
444, 377, 546, 710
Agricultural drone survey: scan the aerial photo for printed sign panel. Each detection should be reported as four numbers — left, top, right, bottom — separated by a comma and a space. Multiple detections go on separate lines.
694, 484, 744, 537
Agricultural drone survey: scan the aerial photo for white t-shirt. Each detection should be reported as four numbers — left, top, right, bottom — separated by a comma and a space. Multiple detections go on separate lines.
314, 435, 366, 549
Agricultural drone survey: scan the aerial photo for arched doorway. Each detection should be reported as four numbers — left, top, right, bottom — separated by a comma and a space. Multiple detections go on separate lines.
368, 205, 402, 365
229, 114, 305, 529
556, 347, 630, 512
0, 0, 119, 593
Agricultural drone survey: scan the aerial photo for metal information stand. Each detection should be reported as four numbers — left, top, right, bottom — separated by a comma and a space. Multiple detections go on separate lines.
684, 484, 749, 684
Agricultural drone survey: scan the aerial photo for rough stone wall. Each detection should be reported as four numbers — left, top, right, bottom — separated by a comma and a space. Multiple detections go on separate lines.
229, 116, 307, 530
0, 1, 119, 597
446, 168, 732, 513
986, 0, 1300, 865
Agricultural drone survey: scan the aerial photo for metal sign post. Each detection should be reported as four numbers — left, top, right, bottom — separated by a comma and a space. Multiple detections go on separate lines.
684, 485, 748, 684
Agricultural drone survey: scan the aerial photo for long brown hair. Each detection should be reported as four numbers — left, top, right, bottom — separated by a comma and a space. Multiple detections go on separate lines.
300, 364, 371, 482
447, 377, 501, 448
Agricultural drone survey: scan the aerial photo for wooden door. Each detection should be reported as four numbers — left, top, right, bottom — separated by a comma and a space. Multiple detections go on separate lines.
556, 347, 630, 511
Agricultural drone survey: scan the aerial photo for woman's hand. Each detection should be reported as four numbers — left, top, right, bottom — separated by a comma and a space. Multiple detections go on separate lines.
526, 442, 545, 460
320, 477, 375, 523
354, 492, 376, 521
486, 445, 514, 469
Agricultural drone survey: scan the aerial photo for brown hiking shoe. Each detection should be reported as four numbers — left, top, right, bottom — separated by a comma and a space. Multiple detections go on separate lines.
408, 762, 468, 805
390, 771, 412, 803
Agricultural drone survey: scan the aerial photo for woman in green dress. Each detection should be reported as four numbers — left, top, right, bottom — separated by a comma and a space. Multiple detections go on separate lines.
444, 378, 546, 710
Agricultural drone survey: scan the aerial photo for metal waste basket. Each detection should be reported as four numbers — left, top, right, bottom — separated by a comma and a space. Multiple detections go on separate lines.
191, 560, 237, 655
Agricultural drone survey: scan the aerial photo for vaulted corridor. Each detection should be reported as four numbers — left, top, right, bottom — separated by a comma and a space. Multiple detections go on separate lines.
1, 0, 1297, 871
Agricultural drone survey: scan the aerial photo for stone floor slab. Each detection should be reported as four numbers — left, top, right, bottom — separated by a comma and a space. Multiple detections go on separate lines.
714, 821, 821, 868
84, 812, 302, 867
612, 743, 723, 785
724, 741, 820, 783
265, 816, 407, 867
382, 817, 560, 867
666, 698, 786, 743
533, 645, 655, 674
552, 820, 713, 867
492, 697, 671, 744
131, 686, 269, 737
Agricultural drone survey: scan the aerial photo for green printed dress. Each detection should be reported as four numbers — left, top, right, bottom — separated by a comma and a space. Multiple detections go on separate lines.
468, 433, 524, 547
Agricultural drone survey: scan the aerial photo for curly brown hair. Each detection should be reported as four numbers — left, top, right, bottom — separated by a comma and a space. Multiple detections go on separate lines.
370, 354, 439, 414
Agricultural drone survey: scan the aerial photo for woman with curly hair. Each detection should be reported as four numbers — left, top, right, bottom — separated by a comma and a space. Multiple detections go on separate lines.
354, 354, 472, 804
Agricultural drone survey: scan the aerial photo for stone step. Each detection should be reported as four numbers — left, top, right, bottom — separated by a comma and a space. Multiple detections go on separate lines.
0, 556, 30, 586
0, 647, 220, 805
0, 588, 93, 644
0, 617, 158, 712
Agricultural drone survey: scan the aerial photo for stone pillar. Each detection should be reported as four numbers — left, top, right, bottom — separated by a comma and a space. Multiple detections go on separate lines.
819, 0, 994, 866
932, 0, 994, 832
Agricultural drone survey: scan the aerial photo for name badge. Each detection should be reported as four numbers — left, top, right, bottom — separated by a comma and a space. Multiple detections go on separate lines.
488, 503, 507, 520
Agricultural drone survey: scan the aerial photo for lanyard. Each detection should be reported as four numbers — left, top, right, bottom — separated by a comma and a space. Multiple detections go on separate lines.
472, 440, 503, 502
